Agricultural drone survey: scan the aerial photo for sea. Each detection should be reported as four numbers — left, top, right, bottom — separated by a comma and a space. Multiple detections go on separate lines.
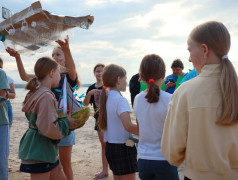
14, 86, 132, 106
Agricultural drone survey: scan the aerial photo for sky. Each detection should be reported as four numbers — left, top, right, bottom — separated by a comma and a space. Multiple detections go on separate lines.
0, 0, 238, 84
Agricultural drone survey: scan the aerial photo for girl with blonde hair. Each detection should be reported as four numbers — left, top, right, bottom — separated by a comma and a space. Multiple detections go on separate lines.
19, 57, 81, 180
99, 64, 139, 180
162, 21, 238, 180
6, 37, 78, 180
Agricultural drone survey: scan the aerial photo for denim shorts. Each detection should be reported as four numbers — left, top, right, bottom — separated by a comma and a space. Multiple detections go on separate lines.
5, 100, 13, 126
138, 159, 179, 180
57, 130, 75, 146
0, 125, 9, 180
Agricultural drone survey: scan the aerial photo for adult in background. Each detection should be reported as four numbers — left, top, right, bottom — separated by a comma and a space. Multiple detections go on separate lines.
164, 59, 185, 94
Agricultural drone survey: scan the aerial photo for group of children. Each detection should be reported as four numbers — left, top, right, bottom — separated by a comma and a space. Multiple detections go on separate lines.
0, 20, 238, 180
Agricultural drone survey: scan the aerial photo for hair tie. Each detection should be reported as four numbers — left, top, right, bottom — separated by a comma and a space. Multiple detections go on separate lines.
222, 55, 228, 60
148, 79, 155, 83
103, 86, 107, 89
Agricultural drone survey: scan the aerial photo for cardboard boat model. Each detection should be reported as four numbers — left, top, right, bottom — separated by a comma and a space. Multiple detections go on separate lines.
0, 1, 94, 55
57, 77, 90, 130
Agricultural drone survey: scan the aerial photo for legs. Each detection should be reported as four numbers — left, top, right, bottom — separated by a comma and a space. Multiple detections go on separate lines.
31, 164, 66, 180
0, 125, 9, 180
59, 146, 73, 180
49, 164, 66, 180
31, 172, 50, 180
95, 131, 108, 179
113, 173, 136, 180
138, 159, 179, 180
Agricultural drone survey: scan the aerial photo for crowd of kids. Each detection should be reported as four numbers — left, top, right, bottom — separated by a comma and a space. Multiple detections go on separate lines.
0, 20, 237, 180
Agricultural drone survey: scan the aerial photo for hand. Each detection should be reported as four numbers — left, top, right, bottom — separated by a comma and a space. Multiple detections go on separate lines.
67, 113, 85, 130
55, 35, 70, 51
6, 47, 20, 58
89, 89, 101, 96
166, 82, 176, 89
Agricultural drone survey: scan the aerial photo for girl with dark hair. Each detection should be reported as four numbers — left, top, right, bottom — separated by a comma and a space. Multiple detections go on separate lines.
164, 58, 185, 94
134, 54, 179, 180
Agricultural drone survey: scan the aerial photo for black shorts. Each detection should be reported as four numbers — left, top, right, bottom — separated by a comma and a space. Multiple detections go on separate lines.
105, 142, 138, 175
20, 160, 59, 173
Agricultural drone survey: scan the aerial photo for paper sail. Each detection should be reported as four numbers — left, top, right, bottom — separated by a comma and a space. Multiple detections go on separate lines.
58, 77, 83, 115
0, 1, 94, 55
57, 77, 90, 129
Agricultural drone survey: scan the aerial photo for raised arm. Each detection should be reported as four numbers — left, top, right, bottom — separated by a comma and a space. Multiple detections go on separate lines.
6, 47, 35, 82
56, 36, 77, 81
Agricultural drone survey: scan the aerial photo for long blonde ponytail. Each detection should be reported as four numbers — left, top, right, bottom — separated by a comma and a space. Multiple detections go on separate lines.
190, 21, 238, 125
218, 58, 238, 125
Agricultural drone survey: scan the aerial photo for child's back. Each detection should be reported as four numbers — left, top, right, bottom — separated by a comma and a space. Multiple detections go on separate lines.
135, 54, 179, 180
104, 90, 131, 143
134, 90, 171, 160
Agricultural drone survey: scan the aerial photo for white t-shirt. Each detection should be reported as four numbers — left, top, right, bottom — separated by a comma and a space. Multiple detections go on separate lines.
7, 76, 14, 85
134, 90, 171, 160
104, 90, 131, 143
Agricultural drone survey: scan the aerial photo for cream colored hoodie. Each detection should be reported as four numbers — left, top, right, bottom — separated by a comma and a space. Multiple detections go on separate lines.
161, 64, 238, 180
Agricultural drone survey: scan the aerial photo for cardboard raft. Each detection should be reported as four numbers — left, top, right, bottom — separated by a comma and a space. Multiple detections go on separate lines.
0, 1, 94, 54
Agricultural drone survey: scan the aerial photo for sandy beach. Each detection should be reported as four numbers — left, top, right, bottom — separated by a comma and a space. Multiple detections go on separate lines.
8, 99, 184, 180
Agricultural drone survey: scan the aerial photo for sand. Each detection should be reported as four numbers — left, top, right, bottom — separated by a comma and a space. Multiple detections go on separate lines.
8, 100, 184, 180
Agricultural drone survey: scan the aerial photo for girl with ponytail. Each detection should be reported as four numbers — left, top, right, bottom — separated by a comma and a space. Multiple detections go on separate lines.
19, 57, 81, 180
162, 21, 238, 179
133, 54, 179, 180
98, 64, 138, 180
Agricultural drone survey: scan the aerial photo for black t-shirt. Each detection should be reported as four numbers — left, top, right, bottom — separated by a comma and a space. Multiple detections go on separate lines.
86, 83, 103, 119
129, 73, 140, 107
52, 72, 78, 102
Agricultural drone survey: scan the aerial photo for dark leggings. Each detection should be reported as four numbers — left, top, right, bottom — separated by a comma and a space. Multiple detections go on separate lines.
184, 177, 191, 180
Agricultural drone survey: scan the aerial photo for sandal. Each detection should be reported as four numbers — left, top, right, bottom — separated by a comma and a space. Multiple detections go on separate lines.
94, 172, 108, 179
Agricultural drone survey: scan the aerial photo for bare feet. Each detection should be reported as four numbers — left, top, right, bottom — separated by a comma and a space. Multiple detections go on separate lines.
94, 172, 108, 179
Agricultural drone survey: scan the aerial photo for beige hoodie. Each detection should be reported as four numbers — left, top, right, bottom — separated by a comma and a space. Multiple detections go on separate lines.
162, 64, 238, 180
